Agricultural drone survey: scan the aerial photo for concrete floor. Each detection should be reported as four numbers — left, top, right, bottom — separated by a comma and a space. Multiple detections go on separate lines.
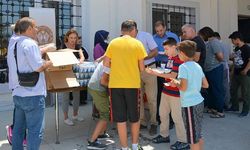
0, 92, 250, 150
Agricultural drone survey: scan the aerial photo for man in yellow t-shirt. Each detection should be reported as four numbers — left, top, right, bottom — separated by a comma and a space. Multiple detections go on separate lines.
103, 20, 147, 150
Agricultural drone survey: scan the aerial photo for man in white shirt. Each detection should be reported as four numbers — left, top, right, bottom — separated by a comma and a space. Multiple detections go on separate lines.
8, 17, 52, 150
136, 29, 159, 136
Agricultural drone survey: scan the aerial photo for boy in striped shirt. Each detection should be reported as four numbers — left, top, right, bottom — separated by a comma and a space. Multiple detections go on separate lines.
146, 38, 189, 150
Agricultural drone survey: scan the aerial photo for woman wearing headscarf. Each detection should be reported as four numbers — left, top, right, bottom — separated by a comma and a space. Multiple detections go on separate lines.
93, 30, 109, 60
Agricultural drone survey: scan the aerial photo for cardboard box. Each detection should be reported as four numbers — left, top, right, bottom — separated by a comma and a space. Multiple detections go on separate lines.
45, 51, 80, 91
47, 65, 72, 72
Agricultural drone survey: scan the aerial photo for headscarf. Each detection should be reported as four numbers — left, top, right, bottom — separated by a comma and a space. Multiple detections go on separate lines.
94, 30, 109, 51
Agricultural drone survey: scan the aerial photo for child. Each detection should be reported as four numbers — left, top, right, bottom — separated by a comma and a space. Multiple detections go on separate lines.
146, 37, 189, 150
87, 61, 111, 150
171, 40, 209, 150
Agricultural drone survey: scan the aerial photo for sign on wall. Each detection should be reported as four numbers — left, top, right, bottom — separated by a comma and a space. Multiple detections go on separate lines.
29, 7, 56, 45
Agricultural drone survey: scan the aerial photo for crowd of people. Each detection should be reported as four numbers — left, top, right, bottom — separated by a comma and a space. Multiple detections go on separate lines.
6, 17, 250, 150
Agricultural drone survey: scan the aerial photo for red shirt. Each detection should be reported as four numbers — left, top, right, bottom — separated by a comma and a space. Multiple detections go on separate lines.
162, 55, 183, 97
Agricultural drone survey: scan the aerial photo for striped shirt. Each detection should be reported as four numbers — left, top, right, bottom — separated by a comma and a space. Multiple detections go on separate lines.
162, 55, 183, 97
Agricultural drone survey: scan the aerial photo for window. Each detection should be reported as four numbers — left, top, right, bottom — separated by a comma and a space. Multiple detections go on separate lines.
0, 0, 33, 53
0, 0, 81, 83
152, 3, 196, 36
0, 0, 82, 52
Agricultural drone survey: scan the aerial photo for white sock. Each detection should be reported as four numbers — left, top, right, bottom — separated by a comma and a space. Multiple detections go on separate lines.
122, 147, 129, 150
132, 143, 138, 150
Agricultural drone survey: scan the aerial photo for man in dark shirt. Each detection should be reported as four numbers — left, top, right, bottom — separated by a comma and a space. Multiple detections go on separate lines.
227, 31, 250, 117
181, 24, 206, 70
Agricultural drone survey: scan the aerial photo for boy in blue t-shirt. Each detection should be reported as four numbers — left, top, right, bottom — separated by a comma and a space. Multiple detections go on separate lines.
146, 38, 189, 150
171, 40, 209, 150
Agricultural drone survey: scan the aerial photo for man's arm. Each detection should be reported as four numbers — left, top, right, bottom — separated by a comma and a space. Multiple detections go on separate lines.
145, 68, 177, 79
138, 59, 145, 72
241, 58, 250, 75
103, 56, 111, 68
144, 48, 158, 60
171, 78, 187, 91
100, 73, 109, 87
35, 60, 53, 72
100, 65, 110, 87
215, 52, 224, 62
39, 43, 56, 55
202, 77, 209, 88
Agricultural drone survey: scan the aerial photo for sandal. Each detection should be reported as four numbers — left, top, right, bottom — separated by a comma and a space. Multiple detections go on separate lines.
210, 113, 225, 118
204, 109, 217, 114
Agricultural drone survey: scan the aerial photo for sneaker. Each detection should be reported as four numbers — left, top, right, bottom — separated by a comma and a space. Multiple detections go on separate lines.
64, 118, 74, 126
97, 132, 111, 140
149, 125, 157, 136
6, 125, 12, 145
170, 141, 189, 150
152, 135, 170, 143
137, 144, 143, 150
87, 140, 106, 150
23, 139, 27, 147
239, 111, 248, 118
72, 115, 84, 121
6, 125, 27, 146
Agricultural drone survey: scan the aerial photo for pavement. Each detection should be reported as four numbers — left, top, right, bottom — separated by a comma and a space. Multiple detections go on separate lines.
0, 89, 250, 150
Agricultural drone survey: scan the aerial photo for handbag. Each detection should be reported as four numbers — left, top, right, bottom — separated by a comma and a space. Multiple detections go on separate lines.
14, 43, 40, 87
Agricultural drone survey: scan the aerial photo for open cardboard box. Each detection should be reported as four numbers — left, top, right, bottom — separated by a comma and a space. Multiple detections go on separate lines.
45, 51, 80, 91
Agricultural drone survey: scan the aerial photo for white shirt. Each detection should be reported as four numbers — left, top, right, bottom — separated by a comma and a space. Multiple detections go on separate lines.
7, 34, 20, 90
9, 35, 47, 97
136, 31, 158, 65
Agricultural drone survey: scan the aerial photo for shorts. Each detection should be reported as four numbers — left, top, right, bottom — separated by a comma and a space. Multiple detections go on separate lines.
110, 88, 140, 123
88, 88, 110, 121
182, 102, 204, 144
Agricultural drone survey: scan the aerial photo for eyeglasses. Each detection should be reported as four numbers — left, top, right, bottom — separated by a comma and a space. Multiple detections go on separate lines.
30, 25, 38, 30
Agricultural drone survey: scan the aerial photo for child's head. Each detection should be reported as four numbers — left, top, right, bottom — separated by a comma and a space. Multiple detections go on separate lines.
177, 40, 197, 61
163, 37, 177, 57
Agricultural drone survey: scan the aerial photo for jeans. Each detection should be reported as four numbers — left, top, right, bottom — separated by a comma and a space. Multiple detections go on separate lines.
223, 68, 231, 108
12, 95, 45, 150
205, 64, 224, 113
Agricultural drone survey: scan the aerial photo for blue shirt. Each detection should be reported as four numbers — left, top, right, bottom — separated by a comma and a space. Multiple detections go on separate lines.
10, 36, 47, 97
153, 31, 179, 62
178, 61, 204, 107
136, 31, 158, 65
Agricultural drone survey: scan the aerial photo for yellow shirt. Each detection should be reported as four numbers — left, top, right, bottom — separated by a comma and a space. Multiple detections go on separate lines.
105, 36, 147, 88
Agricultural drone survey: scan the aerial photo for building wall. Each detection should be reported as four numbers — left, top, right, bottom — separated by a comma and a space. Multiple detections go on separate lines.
238, 0, 250, 16
218, 0, 238, 43
82, 0, 144, 60
82, 0, 238, 60
146, 0, 238, 44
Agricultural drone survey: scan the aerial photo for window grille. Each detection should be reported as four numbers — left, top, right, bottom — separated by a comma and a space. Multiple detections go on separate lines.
152, 3, 196, 36
0, 0, 82, 52
0, 0, 81, 83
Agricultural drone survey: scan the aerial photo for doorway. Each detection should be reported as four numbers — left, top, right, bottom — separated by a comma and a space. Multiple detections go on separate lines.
238, 15, 250, 44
